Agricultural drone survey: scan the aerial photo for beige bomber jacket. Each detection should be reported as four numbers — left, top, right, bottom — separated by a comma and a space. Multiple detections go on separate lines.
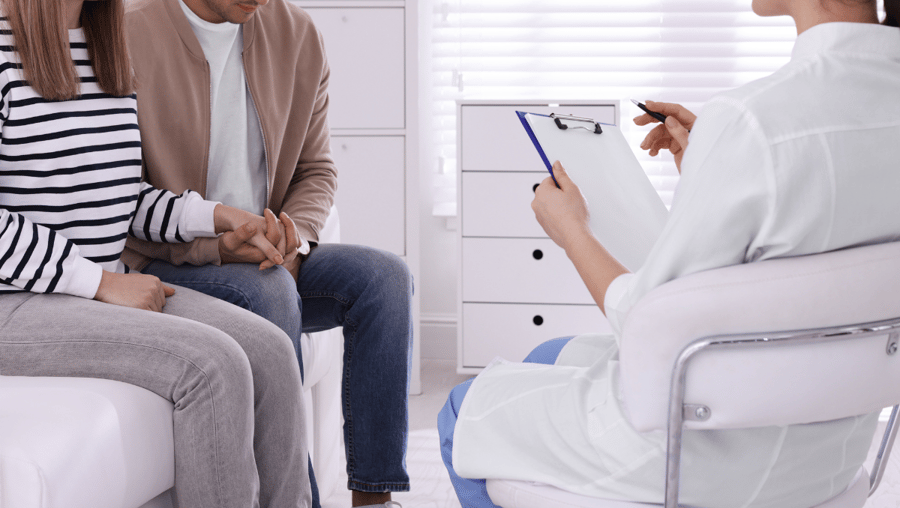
122, 0, 337, 270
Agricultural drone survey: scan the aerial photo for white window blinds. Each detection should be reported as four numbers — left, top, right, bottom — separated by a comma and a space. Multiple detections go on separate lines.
427, 0, 885, 215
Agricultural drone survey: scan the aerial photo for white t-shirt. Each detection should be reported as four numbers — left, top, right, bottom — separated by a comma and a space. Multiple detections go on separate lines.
179, 0, 267, 215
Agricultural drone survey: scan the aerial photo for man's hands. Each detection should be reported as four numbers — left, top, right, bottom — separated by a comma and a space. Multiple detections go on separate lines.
94, 271, 175, 312
215, 205, 308, 279
532, 161, 594, 254
634, 100, 696, 173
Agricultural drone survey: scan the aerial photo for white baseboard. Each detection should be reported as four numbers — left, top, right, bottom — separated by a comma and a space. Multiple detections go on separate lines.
420, 312, 458, 362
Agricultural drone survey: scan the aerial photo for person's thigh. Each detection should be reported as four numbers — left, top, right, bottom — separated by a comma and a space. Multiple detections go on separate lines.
0, 290, 260, 398
142, 260, 302, 353
296, 243, 412, 333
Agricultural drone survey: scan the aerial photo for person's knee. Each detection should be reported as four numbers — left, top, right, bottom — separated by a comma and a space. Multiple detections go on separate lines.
369, 250, 414, 300
441, 379, 475, 423
240, 316, 303, 388
177, 324, 256, 407
522, 336, 573, 364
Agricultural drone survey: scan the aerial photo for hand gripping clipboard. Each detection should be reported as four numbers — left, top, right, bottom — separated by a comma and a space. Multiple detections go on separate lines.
517, 111, 668, 272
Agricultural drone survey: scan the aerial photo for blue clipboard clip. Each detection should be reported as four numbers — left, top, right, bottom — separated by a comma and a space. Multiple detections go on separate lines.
550, 113, 603, 134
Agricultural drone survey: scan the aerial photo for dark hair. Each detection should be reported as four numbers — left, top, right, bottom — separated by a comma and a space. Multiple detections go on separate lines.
885, 0, 899, 27
1, 0, 135, 100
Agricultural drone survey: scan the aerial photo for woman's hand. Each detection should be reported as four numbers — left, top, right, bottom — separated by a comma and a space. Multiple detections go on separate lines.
634, 100, 696, 173
532, 161, 594, 253
94, 271, 175, 312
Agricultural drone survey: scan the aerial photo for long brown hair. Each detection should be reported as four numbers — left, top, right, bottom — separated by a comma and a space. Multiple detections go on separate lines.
2, 0, 134, 101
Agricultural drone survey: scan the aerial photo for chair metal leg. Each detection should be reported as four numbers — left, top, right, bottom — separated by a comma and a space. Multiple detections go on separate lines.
665, 339, 715, 508
869, 404, 900, 495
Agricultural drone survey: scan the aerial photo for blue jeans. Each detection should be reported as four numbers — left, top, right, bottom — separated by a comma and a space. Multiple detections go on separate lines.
437, 337, 573, 508
143, 243, 414, 498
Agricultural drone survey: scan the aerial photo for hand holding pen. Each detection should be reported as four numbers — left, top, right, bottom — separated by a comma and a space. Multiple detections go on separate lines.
632, 99, 697, 173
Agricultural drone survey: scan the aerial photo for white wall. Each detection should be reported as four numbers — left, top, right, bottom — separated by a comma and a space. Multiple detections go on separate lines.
416, 3, 459, 363
418, 212, 459, 361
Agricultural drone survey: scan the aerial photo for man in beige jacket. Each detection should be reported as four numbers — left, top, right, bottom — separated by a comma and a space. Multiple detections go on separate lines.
125, 0, 413, 506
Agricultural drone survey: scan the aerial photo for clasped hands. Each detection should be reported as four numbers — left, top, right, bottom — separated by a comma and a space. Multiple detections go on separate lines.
532, 101, 696, 252
215, 206, 308, 277
95, 205, 306, 313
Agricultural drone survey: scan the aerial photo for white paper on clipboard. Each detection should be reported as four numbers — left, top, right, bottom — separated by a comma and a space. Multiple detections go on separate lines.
518, 111, 668, 272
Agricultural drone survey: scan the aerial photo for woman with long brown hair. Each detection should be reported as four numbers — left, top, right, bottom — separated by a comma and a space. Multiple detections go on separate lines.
0, 0, 312, 506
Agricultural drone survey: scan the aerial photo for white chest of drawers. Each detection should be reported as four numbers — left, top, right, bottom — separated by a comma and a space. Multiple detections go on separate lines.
456, 101, 617, 374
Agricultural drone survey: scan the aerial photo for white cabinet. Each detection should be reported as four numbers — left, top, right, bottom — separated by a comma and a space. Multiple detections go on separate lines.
331, 136, 405, 255
462, 238, 592, 305
305, 8, 405, 129
294, 1, 420, 393
457, 101, 616, 373
462, 303, 607, 368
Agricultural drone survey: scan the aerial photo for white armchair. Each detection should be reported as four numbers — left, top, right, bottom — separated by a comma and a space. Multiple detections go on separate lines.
0, 205, 344, 508
487, 241, 900, 508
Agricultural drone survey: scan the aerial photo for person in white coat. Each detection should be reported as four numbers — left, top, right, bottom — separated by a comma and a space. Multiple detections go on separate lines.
438, 0, 900, 507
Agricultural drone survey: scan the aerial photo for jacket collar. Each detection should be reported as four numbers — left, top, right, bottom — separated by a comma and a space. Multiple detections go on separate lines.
162, 0, 258, 59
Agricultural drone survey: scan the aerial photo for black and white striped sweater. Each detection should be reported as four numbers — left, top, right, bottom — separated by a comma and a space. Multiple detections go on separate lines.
0, 27, 217, 298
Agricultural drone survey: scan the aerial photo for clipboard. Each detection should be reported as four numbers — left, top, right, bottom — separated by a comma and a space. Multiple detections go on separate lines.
517, 111, 668, 271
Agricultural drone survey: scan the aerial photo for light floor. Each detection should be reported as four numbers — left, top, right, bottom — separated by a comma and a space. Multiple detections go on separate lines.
321, 359, 900, 508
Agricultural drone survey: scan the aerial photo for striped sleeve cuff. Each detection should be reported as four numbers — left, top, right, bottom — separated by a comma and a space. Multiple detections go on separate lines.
179, 194, 219, 239
60, 256, 104, 300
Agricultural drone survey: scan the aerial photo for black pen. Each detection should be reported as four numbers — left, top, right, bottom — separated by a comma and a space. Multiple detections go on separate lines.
631, 98, 668, 124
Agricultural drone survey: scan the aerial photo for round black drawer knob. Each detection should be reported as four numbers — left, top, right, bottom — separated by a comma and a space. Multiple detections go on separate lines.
533, 315, 544, 326
533, 183, 540, 192
532, 249, 543, 260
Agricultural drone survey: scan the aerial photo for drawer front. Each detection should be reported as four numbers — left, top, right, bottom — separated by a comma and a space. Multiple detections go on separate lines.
332, 136, 405, 255
461, 303, 609, 368
460, 104, 616, 172
461, 171, 548, 238
303, 8, 405, 129
462, 238, 593, 305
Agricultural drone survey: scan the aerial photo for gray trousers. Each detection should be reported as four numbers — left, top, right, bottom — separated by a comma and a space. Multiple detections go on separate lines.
0, 286, 311, 508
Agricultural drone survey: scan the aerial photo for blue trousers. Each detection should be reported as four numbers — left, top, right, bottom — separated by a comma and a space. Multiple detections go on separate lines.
437, 337, 573, 508
143, 243, 414, 502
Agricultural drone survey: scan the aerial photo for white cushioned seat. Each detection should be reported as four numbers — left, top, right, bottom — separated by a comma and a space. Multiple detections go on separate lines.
0, 376, 174, 508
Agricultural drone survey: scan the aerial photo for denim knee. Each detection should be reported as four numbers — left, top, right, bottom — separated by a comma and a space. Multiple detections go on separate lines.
368, 250, 414, 300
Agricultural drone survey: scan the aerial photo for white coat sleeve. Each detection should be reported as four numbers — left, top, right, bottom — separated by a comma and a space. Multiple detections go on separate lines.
605, 97, 775, 337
